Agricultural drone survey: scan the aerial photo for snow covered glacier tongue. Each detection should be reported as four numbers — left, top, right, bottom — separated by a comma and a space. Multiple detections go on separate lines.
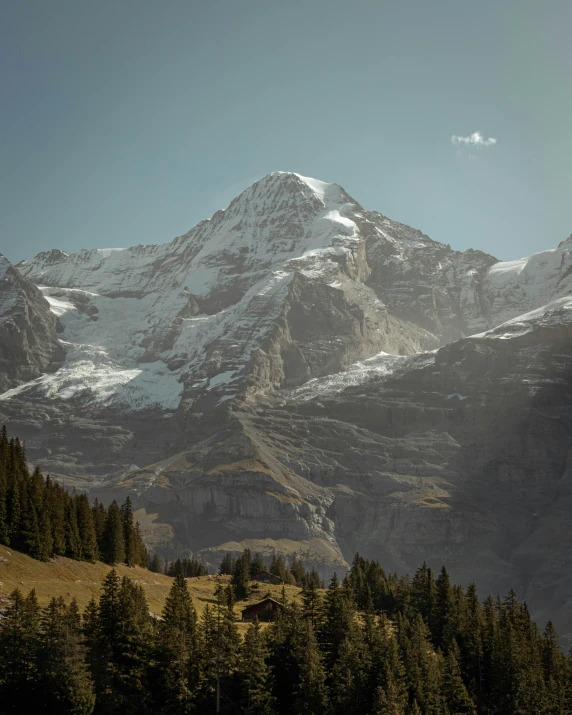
2, 173, 572, 646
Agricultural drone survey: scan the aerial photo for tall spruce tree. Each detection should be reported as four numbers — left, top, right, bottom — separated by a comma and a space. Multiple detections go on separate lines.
198, 587, 241, 712
76, 493, 98, 562
410, 563, 436, 632
442, 642, 476, 714
291, 621, 329, 715
37, 597, 95, 714
86, 570, 153, 714
219, 552, 235, 575
433, 565, 454, 651
329, 622, 371, 714
301, 577, 322, 628
65, 495, 83, 560
239, 620, 276, 715
38, 509, 54, 561
154, 573, 199, 713
47, 477, 67, 556
135, 521, 148, 566
120, 496, 135, 566
101, 500, 125, 565
149, 552, 163, 573
319, 573, 355, 672
91, 498, 107, 555
0, 459, 9, 545
399, 613, 443, 715
0, 589, 41, 711
232, 553, 252, 601
250, 551, 265, 578
371, 632, 408, 715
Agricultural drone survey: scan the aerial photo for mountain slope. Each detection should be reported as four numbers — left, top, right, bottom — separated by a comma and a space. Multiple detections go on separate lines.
1, 172, 572, 641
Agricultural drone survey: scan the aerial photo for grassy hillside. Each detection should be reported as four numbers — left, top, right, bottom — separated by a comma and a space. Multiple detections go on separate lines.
0, 544, 303, 632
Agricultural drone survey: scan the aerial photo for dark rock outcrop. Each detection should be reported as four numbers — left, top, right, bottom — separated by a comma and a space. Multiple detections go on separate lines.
0, 255, 64, 392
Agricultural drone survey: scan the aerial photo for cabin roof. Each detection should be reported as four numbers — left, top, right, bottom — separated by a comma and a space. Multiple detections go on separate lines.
241, 597, 284, 613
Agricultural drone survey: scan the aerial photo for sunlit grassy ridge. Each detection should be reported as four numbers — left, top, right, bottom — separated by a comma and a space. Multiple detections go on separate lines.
0, 544, 304, 632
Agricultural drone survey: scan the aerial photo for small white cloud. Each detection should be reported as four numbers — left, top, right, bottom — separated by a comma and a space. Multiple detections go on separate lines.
451, 131, 497, 147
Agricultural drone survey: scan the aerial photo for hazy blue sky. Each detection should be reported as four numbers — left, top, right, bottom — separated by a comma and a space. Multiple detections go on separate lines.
1, 0, 571, 264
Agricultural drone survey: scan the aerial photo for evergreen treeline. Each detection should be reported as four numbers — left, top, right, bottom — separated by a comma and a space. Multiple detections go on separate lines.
0, 426, 147, 567
164, 557, 208, 578
222, 548, 323, 600
3, 554, 572, 714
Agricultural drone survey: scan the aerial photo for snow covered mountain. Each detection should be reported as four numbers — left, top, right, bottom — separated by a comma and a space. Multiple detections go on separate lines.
10, 172, 572, 413
1, 172, 572, 642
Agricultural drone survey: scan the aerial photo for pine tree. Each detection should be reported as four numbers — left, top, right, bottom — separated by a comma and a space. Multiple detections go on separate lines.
542, 620, 567, 712
442, 642, 476, 714
319, 573, 355, 672
399, 613, 443, 715
47, 478, 67, 556
20, 480, 43, 559
37, 597, 95, 714
301, 577, 322, 628
410, 562, 435, 631
101, 500, 126, 565
292, 621, 329, 715
0, 460, 9, 545
370, 633, 408, 715
460, 583, 485, 705
289, 553, 306, 586
329, 621, 371, 714
38, 508, 54, 561
269, 553, 292, 584
433, 565, 454, 651
65, 495, 83, 560
154, 574, 198, 713
92, 498, 107, 555
86, 570, 153, 714
372, 681, 407, 715
198, 587, 241, 711
232, 553, 252, 600
149, 552, 163, 573
219, 551, 235, 575
239, 620, 276, 714
120, 496, 135, 566
24, 502, 43, 559
29, 465, 44, 514
76, 493, 98, 562
7, 477, 21, 548
0, 589, 41, 711
133, 521, 148, 567
250, 551, 265, 578
82, 597, 101, 690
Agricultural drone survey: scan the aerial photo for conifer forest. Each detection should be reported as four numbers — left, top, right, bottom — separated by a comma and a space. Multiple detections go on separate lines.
1, 427, 572, 715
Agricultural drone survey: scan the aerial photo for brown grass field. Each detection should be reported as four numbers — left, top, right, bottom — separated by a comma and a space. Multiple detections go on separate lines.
0, 544, 304, 633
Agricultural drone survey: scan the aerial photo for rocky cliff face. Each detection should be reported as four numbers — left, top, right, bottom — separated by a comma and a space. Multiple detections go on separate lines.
0, 255, 64, 392
2, 173, 572, 642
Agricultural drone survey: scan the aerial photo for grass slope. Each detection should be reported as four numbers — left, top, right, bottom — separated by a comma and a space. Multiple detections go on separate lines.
0, 544, 303, 632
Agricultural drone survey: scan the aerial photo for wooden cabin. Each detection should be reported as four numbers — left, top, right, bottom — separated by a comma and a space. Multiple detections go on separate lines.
241, 597, 284, 622
251, 571, 282, 585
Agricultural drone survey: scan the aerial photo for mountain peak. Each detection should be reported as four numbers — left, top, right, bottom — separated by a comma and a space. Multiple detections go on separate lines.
228, 171, 356, 215
266, 171, 334, 198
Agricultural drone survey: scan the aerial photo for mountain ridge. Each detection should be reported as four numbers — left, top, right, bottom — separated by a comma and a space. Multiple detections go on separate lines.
1, 171, 572, 642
